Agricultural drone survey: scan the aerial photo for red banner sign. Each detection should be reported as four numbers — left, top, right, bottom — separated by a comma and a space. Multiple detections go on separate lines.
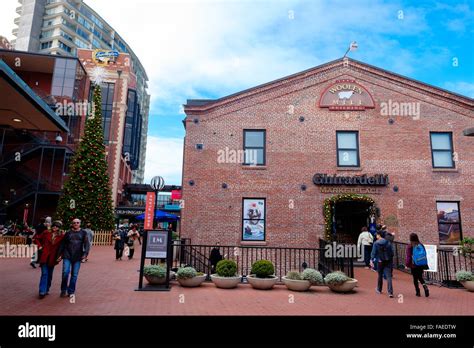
171, 190, 182, 200
144, 192, 156, 230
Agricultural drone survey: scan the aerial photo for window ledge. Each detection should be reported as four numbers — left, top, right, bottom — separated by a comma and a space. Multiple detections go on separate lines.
241, 165, 267, 170
336, 167, 362, 171
240, 241, 267, 246
432, 168, 458, 172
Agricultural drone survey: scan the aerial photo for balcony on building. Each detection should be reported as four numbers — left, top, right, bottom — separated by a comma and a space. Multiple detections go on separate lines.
0, 49, 89, 225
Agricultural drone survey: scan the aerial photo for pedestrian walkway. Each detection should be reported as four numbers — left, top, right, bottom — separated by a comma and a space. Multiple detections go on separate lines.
0, 246, 472, 315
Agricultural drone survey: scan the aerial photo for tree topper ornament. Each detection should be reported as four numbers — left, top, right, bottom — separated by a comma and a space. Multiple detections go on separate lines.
90, 66, 106, 85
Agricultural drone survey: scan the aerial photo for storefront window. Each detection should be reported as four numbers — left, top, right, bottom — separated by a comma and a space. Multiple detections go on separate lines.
243, 130, 265, 165
337, 131, 360, 167
430, 132, 454, 168
437, 201, 462, 244
242, 198, 265, 241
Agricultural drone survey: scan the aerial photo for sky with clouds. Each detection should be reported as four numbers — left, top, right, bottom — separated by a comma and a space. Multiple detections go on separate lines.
0, 0, 473, 185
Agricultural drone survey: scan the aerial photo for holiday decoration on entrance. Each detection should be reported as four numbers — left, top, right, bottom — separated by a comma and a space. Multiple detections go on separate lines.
55, 84, 114, 230
323, 194, 376, 241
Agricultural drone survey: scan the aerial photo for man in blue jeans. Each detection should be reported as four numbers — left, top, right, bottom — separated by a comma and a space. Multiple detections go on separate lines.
370, 230, 394, 298
57, 218, 89, 297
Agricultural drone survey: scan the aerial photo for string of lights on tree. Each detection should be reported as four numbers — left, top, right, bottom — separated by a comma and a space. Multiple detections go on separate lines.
55, 67, 114, 230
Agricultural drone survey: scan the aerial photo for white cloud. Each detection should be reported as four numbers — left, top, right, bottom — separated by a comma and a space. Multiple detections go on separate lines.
143, 136, 183, 185
86, 0, 432, 107
0, 0, 17, 41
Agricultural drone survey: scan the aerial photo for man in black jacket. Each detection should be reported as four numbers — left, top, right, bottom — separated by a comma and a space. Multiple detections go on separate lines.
57, 218, 89, 297
370, 231, 394, 298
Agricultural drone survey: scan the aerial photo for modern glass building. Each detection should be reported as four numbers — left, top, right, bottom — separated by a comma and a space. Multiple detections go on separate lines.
12, 0, 149, 184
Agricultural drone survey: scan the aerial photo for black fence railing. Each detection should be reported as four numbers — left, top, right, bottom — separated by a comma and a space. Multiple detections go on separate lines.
173, 239, 354, 282
392, 241, 473, 288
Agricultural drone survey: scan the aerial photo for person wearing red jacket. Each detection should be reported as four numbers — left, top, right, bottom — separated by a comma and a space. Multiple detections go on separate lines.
35, 221, 65, 299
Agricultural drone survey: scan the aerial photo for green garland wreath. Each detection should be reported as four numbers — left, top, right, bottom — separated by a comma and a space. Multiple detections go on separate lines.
323, 194, 376, 241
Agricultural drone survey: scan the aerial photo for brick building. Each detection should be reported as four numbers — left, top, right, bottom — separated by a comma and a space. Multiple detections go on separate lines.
0, 48, 143, 225
181, 58, 474, 248
77, 49, 142, 207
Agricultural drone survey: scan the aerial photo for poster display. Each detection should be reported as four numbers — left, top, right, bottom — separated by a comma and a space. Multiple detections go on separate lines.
242, 198, 265, 241
424, 244, 438, 272
145, 230, 168, 258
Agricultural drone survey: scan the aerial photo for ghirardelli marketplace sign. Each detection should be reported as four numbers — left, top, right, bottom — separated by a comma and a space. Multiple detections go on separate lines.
313, 173, 389, 186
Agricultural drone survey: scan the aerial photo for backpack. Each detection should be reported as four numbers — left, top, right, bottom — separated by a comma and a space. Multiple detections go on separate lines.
378, 241, 392, 261
412, 244, 428, 267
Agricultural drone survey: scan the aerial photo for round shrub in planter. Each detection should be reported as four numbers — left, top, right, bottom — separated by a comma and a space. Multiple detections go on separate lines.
247, 260, 278, 290
211, 260, 241, 289
302, 268, 324, 286
456, 270, 474, 291
176, 267, 207, 288
143, 264, 167, 285
282, 271, 311, 292
324, 271, 358, 293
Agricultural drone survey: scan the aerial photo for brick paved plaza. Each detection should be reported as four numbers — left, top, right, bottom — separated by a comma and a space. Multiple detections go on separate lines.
0, 246, 472, 316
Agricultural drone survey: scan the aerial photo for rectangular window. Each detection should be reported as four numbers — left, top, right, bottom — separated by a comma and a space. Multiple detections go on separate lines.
337, 131, 360, 167
242, 198, 266, 241
88, 82, 115, 143
430, 132, 454, 168
243, 130, 265, 165
437, 201, 462, 244
40, 41, 52, 49
58, 41, 72, 53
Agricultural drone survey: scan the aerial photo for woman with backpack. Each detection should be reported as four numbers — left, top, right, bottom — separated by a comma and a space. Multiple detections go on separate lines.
406, 233, 429, 297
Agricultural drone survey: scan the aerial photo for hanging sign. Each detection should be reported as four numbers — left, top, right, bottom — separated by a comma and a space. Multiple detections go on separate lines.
144, 192, 155, 230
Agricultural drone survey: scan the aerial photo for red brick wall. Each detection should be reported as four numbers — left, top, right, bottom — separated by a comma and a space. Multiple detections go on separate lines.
182, 60, 474, 247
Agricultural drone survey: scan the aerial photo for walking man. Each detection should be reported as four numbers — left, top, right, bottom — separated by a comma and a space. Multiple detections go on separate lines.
370, 230, 394, 298
57, 218, 89, 297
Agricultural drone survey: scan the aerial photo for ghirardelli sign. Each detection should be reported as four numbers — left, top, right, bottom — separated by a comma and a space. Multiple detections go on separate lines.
313, 173, 389, 186
319, 79, 375, 110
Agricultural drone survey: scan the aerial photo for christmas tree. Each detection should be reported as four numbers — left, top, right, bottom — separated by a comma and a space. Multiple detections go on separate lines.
56, 82, 115, 231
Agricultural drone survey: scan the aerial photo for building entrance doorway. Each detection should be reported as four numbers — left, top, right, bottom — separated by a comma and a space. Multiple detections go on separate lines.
334, 200, 372, 244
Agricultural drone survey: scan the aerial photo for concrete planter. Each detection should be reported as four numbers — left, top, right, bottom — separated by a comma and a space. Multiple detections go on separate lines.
144, 275, 166, 285
210, 274, 241, 289
177, 274, 207, 288
460, 280, 474, 292
327, 278, 358, 293
282, 276, 311, 291
247, 275, 278, 290
144, 271, 175, 285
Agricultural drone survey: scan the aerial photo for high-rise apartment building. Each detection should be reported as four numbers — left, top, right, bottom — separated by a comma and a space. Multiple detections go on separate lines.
12, 0, 149, 184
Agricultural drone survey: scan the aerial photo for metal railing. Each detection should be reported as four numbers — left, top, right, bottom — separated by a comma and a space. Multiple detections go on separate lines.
392, 241, 473, 288
173, 239, 354, 282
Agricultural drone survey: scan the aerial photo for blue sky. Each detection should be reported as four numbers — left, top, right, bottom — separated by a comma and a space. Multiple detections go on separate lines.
1, 0, 473, 185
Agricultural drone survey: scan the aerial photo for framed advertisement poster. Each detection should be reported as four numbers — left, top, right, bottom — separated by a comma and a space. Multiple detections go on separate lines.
242, 198, 266, 241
